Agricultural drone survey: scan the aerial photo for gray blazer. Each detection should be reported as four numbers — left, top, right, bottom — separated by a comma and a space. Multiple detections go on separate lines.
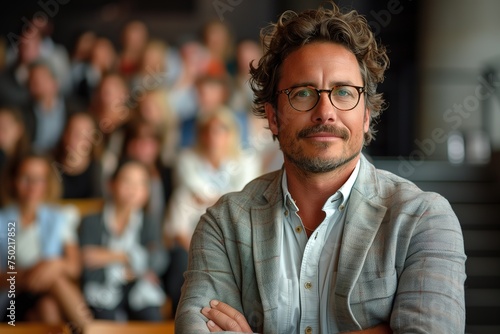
175, 155, 466, 333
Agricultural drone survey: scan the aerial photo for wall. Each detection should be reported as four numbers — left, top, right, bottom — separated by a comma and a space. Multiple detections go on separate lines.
418, 0, 500, 160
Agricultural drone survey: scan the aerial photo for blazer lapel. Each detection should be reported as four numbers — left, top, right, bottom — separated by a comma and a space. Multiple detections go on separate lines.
251, 170, 283, 333
334, 156, 388, 329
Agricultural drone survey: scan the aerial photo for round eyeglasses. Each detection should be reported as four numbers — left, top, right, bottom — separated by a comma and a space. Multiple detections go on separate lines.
277, 85, 365, 112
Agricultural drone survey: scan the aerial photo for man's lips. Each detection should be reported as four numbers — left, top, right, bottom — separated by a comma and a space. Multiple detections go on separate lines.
305, 132, 343, 141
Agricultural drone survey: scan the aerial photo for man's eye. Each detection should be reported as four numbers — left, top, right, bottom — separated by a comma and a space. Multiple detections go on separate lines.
334, 87, 354, 98
293, 88, 314, 98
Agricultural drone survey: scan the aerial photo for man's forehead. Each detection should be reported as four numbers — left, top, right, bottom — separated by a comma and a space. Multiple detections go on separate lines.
278, 42, 363, 85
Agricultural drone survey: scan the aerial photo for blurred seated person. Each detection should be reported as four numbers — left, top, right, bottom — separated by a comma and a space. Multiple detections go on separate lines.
164, 108, 260, 251
118, 21, 149, 81
0, 31, 41, 109
79, 160, 165, 321
0, 154, 92, 330
230, 39, 282, 173
25, 61, 80, 155
89, 72, 131, 183
201, 20, 236, 75
4, 17, 71, 96
168, 41, 210, 122
179, 73, 249, 148
121, 122, 186, 317
121, 121, 173, 226
135, 89, 178, 166
53, 112, 104, 199
69, 30, 96, 65
0, 106, 30, 171
131, 39, 170, 91
229, 39, 262, 115
71, 37, 117, 107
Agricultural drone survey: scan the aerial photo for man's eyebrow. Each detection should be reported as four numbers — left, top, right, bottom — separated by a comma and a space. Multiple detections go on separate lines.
287, 80, 360, 89
287, 82, 316, 88
329, 80, 358, 86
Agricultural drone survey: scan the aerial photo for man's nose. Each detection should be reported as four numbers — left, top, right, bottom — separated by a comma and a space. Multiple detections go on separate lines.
311, 92, 337, 124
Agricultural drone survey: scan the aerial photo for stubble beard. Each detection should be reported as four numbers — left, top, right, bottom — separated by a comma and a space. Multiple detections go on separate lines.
279, 124, 361, 174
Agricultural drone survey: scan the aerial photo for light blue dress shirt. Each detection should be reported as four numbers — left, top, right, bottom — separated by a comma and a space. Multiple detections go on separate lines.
278, 160, 360, 334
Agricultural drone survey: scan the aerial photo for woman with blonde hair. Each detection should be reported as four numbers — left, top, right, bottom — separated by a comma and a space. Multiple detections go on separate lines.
164, 107, 259, 251
0, 154, 92, 330
135, 89, 178, 166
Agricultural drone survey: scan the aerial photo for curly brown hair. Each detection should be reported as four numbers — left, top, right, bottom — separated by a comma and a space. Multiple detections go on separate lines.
249, 2, 389, 144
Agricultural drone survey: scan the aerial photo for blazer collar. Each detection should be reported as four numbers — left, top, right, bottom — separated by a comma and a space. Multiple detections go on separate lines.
334, 155, 388, 328
250, 169, 284, 331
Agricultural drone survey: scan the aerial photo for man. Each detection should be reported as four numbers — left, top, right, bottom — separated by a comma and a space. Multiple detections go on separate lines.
175, 3, 466, 333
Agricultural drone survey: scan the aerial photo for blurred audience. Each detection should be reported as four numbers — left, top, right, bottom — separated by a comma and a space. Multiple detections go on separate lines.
0, 154, 92, 330
53, 112, 104, 199
0, 12, 275, 325
79, 160, 165, 321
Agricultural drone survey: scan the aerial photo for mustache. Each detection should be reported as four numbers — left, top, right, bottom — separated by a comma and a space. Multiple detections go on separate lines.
298, 125, 349, 140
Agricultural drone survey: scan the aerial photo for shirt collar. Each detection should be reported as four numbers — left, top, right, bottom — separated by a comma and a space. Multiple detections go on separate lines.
281, 159, 361, 212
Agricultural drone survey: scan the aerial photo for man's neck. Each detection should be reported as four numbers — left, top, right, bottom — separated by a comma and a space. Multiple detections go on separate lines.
284, 155, 360, 211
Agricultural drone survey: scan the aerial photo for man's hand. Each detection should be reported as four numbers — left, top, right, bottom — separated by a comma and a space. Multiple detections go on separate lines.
201, 300, 253, 333
199, 299, 390, 333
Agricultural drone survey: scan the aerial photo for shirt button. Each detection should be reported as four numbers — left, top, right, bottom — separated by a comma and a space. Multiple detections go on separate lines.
339, 204, 345, 211
304, 281, 312, 289
295, 226, 302, 233
284, 210, 289, 216
305, 326, 313, 334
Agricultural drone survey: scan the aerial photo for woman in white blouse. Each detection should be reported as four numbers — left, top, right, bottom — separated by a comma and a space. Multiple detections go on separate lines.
164, 107, 260, 251
79, 159, 165, 321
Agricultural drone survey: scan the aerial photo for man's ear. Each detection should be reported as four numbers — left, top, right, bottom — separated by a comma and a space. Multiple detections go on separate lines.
265, 103, 279, 136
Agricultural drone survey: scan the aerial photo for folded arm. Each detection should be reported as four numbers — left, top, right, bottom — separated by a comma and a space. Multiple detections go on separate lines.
390, 194, 466, 332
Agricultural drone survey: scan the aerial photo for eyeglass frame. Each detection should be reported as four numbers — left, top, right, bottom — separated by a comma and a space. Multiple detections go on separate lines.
276, 85, 366, 112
